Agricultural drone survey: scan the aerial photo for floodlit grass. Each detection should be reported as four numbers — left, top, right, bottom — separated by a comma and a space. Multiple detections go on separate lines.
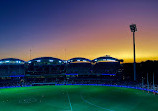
0, 85, 158, 111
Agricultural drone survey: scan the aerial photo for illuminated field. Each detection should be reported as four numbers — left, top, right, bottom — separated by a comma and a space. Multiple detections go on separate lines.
0, 85, 158, 111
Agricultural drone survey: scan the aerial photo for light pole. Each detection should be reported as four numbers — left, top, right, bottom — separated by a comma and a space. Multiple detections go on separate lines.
130, 24, 137, 81
153, 73, 155, 91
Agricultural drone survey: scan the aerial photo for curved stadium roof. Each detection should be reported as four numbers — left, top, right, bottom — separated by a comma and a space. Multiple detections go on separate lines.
0, 58, 25, 64
68, 57, 91, 63
28, 57, 63, 64
93, 55, 123, 62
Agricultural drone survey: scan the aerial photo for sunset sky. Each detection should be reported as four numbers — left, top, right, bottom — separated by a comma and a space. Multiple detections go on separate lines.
0, 0, 158, 63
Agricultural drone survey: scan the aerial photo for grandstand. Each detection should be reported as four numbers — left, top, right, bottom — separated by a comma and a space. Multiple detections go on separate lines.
0, 58, 25, 77
66, 57, 92, 74
0, 58, 25, 87
26, 57, 65, 75
92, 55, 123, 73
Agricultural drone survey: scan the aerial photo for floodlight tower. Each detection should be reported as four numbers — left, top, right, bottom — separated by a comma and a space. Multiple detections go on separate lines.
130, 24, 137, 81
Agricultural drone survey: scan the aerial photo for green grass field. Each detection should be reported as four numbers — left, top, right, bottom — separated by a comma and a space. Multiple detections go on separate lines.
0, 85, 158, 111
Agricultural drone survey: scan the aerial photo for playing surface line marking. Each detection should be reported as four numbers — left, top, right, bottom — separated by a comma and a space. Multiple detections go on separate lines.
80, 95, 114, 111
67, 91, 73, 111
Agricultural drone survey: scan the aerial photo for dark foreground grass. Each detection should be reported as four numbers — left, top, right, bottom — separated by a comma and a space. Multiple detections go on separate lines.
0, 85, 158, 111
